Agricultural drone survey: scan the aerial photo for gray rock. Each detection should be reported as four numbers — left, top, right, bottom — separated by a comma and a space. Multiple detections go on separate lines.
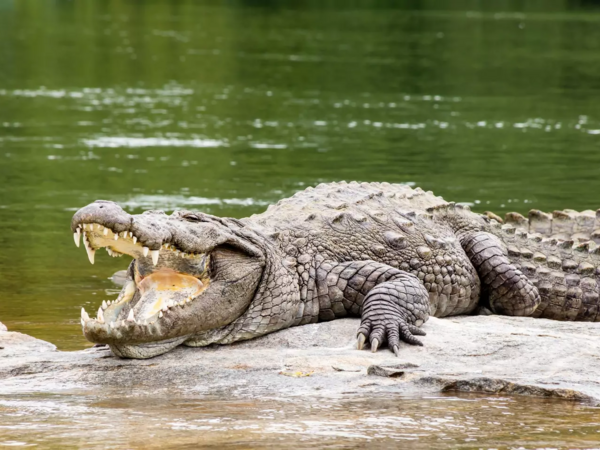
0, 330, 56, 357
332, 364, 363, 372
110, 269, 128, 287
367, 366, 407, 377
0, 316, 599, 405
367, 362, 420, 377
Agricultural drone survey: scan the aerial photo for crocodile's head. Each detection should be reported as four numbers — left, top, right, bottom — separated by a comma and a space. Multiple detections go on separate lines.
71, 201, 265, 358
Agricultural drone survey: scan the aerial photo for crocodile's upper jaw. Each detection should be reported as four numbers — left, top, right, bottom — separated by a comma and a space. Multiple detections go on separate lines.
71, 201, 265, 358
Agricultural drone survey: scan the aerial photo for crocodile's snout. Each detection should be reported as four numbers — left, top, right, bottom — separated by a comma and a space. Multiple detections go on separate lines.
71, 200, 132, 233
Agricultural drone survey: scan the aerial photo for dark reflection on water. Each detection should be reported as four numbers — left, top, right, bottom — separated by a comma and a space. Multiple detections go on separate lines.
0, 392, 599, 449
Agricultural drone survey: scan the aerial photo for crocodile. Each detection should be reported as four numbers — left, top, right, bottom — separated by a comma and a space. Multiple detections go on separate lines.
71, 182, 600, 359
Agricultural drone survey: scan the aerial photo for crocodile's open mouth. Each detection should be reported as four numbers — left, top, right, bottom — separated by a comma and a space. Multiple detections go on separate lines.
70, 200, 265, 358
74, 222, 211, 343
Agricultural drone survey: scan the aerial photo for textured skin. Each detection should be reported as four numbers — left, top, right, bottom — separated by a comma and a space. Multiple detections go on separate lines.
461, 232, 540, 316
72, 182, 600, 358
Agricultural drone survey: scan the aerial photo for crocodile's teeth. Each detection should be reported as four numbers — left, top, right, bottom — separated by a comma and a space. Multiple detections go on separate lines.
151, 250, 159, 266
143, 247, 149, 257
73, 230, 81, 247
122, 280, 136, 303
127, 309, 136, 322
102, 300, 108, 310
85, 245, 95, 264
129, 231, 133, 238
133, 236, 138, 244
159, 311, 163, 318
104, 228, 109, 236
114, 234, 119, 241
80, 318, 85, 327
81, 307, 90, 322
122, 231, 128, 238
97, 307, 104, 323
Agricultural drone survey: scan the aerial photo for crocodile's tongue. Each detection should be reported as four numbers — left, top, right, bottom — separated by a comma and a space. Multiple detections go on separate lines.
134, 269, 204, 320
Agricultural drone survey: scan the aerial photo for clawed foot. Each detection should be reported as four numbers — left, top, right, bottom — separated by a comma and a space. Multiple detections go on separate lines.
357, 319, 426, 356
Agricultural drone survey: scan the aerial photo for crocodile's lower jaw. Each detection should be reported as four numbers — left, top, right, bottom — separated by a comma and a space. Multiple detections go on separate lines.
109, 336, 189, 359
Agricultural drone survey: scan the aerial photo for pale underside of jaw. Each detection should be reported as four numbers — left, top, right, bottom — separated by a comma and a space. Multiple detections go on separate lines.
74, 222, 209, 337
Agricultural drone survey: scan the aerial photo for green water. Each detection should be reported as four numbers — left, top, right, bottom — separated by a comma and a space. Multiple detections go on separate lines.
3, 0, 600, 350
2, 2, 600, 447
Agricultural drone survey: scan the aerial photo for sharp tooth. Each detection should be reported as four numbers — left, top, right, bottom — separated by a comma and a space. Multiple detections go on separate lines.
83, 224, 87, 230
161, 305, 168, 312
98, 224, 103, 231
122, 231, 128, 238
127, 309, 135, 322
143, 247, 149, 257
159, 311, 163, 318
74, 229, 81, 247
85, 245, 95, 264
81, 307, 90, 321
83, 234, 89, 249
104, 228, 109, 236
102, 300, 108, 309
114, 233, 119, 241
129, 231, 133, 238
97, 307, 105, 323
80, 318, 85, 327
151, 250, 159, 266
133, 236, 138, 244
122, 280, 136, 302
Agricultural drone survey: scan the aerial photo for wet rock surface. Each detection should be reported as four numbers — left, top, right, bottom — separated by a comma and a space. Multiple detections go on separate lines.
0, 316, 599, 404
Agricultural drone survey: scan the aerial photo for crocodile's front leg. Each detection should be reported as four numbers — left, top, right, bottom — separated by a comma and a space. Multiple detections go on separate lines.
311, 260, 430, 355
461, 232, 541, 316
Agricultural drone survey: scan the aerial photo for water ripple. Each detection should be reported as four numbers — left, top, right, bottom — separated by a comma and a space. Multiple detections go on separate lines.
82, 137, 227, 148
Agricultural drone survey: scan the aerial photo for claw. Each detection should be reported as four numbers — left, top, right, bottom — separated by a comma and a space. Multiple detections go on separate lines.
371, 338, 380, 353
393, 345, 400, 357
357, 333, 366, 350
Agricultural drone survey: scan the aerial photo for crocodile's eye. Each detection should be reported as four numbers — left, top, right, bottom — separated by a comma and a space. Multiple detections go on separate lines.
182, 213, 202, 222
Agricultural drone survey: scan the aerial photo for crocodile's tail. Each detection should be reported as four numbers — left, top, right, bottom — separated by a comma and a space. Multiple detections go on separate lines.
487, 209, 600, 244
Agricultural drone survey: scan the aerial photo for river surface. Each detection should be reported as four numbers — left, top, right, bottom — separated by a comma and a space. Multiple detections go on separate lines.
1, 1, 600, 448
0, 392, 599, 449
